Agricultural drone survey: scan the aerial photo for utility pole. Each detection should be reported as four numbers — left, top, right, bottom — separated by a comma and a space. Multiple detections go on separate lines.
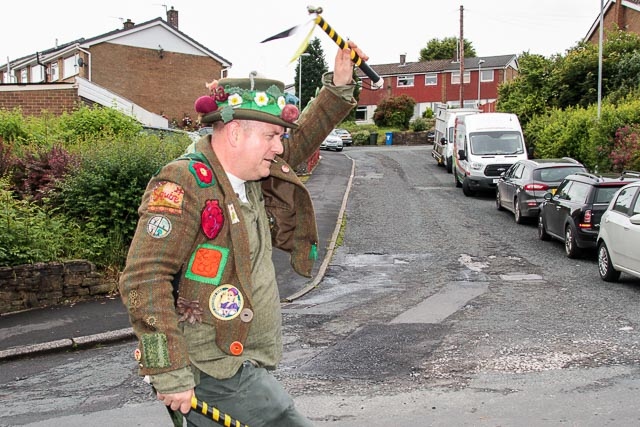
459, 5, 465, 108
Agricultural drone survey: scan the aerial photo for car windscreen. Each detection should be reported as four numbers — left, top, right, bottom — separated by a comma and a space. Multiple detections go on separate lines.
469, 132, 524, 155
534, 167, 586, 183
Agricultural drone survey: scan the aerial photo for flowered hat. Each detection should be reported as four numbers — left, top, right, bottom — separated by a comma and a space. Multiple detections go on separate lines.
194, 73, 300, 129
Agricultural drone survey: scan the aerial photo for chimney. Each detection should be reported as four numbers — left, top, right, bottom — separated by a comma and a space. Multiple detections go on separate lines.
399, 53, 406, 66
123, 19, 135, 30
167, 6, 179, 29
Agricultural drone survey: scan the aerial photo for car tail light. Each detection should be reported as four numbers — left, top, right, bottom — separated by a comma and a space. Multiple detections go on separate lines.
579, 209, 592, 229
524, 183, 549, 191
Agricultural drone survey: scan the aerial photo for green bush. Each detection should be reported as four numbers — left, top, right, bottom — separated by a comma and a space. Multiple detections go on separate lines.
373, 95, 416, 129
0, 108, 28, 142
48, 133, 190, 268
0, 178, 107, 266
60, 105, 142, 141
410, 118, 431, 132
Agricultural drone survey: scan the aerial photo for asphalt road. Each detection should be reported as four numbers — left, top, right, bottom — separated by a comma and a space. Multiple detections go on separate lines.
2, 145, 640, 426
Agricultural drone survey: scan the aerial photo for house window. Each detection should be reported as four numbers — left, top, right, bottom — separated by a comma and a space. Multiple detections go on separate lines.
355, 106, 367, 121
20, 68, 28, 83
451, 71, 470, 85
397, 75, 414, 87
480, 69, 493, 82
49, 62, 59, 81
425, 73, 437, 86
31, 65, 45, 83
63, 55, 78, 79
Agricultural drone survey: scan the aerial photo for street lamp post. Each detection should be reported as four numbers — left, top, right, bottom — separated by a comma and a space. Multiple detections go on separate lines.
477, 59, 485, 107
298, 53, 311, 110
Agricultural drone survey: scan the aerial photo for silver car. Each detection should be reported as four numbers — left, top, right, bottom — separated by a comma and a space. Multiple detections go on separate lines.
320, 130, 344, 152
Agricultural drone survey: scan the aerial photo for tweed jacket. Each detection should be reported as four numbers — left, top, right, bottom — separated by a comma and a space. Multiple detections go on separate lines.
119, 80, 356, 377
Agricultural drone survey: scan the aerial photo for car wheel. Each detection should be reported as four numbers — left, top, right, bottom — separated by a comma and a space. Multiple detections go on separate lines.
446, 157, 453, 173
564, 224, 581, 258
453, 166, 462, 188
514, 198, 523, 224
462, 178, 475, 197
495, 188, 504, 210
538, 214, 550, 241
598, 241, 621, 282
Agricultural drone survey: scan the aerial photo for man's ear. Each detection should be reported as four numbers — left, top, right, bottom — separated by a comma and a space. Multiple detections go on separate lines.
225, 121, 241, 147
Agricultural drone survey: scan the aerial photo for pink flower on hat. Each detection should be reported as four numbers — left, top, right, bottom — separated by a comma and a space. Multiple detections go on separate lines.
281, 104, 299, 122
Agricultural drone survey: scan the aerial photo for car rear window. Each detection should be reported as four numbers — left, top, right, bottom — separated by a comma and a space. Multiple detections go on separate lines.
594, 186, 625, 204
534, 166, 585, 183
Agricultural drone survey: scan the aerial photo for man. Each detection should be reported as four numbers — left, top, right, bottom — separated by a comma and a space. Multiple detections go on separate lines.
118, 41, 365, 426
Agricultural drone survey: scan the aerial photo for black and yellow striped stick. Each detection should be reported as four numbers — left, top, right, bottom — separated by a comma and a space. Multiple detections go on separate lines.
307, 6, 383, 89
191, 396, 249, 427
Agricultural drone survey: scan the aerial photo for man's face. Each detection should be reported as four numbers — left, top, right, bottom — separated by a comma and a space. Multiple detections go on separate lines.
234, 121, 285, 181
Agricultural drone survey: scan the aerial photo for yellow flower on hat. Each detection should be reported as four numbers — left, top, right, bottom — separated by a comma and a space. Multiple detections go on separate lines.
277, 96, 286, 110
254, 91, 269, 106
228, 93, 243, 107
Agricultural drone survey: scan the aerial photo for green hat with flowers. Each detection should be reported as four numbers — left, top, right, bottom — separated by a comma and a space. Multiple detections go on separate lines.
194, 72, 300, 129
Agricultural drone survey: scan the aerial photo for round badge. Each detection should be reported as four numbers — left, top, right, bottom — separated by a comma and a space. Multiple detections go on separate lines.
209, 285, 244, 321
147, 215, 172, 238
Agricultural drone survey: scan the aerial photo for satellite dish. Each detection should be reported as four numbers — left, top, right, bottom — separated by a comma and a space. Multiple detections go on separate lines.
77, 57, 84, 67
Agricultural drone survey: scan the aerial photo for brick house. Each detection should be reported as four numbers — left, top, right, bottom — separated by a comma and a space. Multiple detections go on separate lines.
584, 0, 640, 44
0, 8, 231, 128
354, 53, 518, 124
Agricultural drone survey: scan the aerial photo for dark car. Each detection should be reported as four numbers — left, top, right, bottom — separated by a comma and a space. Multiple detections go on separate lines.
495, 158, 587, 223
538, 170, 640, 258
426, 130, 435, 144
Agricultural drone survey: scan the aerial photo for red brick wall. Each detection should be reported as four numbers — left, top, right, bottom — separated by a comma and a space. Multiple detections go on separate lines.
0, 87, 80, 116
90, 42, 225, 126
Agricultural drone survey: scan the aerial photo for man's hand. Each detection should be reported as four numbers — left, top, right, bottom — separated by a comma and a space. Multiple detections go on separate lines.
157, 389, 194, 414
333, 40, 368, 87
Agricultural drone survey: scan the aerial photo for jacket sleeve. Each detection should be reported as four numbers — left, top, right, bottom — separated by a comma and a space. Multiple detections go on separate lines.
118, 160, 201, 380
281, 72, 357, 167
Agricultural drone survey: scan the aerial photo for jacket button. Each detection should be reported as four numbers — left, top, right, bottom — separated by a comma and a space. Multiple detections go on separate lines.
229, 341, 244, 356
240, 308, 254, 322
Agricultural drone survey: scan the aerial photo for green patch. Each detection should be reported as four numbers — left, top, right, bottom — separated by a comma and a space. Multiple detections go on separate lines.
141, 333, 171, 368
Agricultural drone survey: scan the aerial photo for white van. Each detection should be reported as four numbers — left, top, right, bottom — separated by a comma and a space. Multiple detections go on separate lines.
431, 106, 480, 173
453, 113, 527, 196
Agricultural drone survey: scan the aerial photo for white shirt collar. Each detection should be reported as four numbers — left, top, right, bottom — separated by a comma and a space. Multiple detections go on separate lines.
227, 173, 248, 203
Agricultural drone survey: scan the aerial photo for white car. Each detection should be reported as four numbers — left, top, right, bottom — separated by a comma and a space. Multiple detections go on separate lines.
320, 130, 344, 152
597, 179, 640, 282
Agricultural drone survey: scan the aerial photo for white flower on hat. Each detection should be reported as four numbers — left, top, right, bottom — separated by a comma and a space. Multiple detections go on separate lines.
254, 92, 269, 107
228, 93, 243, 107
277, 96, 286, 110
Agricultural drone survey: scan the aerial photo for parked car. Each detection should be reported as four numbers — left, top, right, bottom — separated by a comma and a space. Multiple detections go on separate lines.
597, 180, 640, 282
496, 158, 587, 223
334, 128, 352, 146
538, 171, 640, 258
426, 130, 435, 144
320, 129, 344, 151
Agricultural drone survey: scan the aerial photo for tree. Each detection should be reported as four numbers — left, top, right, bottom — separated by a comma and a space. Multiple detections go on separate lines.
295, 37, 328, 111
497, 52, 558, 129
419, 37, 476, 61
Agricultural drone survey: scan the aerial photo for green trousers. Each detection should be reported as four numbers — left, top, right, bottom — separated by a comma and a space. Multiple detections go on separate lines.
185, 361, 314, 427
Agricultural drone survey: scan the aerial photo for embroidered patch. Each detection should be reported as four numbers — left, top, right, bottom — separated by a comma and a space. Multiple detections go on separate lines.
149, 181, 185, 214
201, 200, 224, 239
185, 244, 229, 285
128, 290, 140, 309
189, 160, 215, 187
147, 215, 172, 238
209, 285, 244, 321
227, 203, 239, 224
140, 333, 171, 368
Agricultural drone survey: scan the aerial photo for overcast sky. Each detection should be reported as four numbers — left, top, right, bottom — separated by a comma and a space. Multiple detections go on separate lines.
1, 1, 604, 84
